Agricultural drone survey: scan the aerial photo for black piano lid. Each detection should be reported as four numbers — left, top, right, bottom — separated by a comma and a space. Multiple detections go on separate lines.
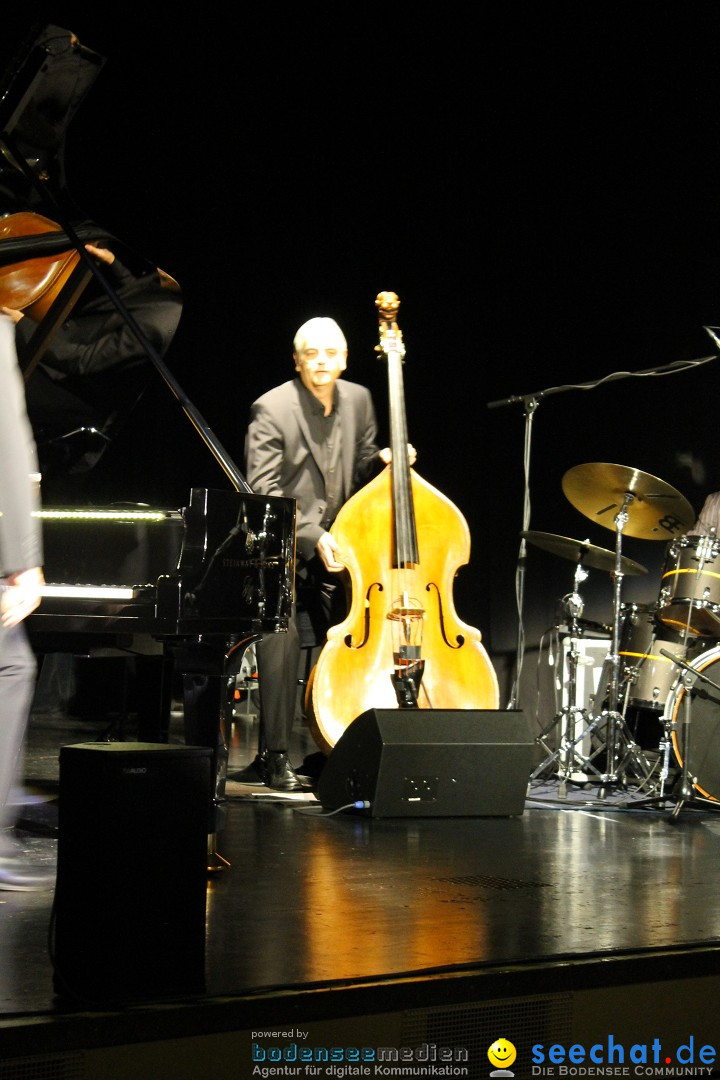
1, 24, 254, 498
0, 24, 106, 214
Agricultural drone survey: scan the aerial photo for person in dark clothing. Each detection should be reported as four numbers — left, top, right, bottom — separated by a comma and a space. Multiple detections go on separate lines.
241, 316, 414, 791
3, 242, 183, 500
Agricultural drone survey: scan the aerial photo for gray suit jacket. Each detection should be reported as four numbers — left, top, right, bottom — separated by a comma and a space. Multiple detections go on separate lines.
245, 377, 380, 563
693, 491, 720, 537
0, 317, 42, 576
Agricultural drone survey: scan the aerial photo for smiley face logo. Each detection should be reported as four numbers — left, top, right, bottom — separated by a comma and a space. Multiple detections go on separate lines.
488, 1038, 517, 1072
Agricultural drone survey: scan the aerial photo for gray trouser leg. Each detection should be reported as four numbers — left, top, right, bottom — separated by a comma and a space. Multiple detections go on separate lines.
0, 621, 36, 847
256, 616, 300, 752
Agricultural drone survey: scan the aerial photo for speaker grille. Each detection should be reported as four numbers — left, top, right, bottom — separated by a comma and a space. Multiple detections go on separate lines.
400, 993, 573, 1078
0, 1053, 85, 1080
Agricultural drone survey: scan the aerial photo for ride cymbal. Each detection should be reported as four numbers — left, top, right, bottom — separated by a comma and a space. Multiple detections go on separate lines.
521, 530, 648, 575
561, 463, 695, 540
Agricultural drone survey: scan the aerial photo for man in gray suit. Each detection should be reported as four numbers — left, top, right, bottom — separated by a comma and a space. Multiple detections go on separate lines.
0, 315, 52, 890
691, 492, 720, 536
243, 316, 384, 790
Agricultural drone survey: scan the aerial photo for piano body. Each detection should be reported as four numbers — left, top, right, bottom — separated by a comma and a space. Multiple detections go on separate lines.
31, 487, 295, 761
29, 489, 295, 846
0, 27, 297, 846
32, 488, 295, 641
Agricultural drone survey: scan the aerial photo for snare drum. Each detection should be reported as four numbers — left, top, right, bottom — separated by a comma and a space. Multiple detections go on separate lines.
657, 534, 720, 637
619, 603, 686, 710
664, 644, 720, 801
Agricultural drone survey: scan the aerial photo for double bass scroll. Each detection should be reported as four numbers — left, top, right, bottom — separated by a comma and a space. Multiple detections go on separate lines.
306, 291, 500, 753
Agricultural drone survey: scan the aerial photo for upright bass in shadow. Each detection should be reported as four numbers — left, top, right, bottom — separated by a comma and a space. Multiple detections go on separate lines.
307, 291, 499, 753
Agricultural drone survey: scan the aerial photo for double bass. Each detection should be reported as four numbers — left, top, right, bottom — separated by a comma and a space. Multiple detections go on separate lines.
306, 291, 499, 753
0, 211, 86, 321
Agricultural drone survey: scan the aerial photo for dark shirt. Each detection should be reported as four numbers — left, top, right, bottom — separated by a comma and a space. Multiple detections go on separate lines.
298, 384, 344, 529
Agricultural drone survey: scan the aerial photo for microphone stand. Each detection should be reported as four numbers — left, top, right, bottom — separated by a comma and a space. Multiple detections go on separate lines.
487, 349, 719, 713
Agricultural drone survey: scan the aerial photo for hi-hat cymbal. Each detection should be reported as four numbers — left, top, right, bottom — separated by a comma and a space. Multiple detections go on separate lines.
561, 463, 695, 540
521, 530, 648, 575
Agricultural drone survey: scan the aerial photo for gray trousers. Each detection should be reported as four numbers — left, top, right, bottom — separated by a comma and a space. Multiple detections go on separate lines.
256, 614, 301, 752
0, 619, 36, 853
255, 558, 347, 754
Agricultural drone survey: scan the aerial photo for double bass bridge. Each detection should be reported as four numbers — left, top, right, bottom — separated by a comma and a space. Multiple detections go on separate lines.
388, 592, 425, 707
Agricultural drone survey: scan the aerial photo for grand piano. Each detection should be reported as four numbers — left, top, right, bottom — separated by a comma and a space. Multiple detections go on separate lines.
31, 488, 295, 820
33, 489, 294, 640
0, 25, 296, 847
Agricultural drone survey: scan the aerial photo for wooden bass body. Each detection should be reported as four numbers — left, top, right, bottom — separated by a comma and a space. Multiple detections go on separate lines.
306, 463, 499, 753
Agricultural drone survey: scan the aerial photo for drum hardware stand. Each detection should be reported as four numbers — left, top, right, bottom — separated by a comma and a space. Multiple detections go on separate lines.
530, 561, 606, 794
656, 718, 675, 800
669, 669, 704, 816
633, 649, 720, 816
589, 493, 655, 795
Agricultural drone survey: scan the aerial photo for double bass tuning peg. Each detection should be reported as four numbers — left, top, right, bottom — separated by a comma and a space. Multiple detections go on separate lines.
375, 291, 400, 321
375, 291, 405, 357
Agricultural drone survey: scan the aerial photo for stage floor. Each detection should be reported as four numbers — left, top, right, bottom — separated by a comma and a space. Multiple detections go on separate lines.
2, 685, 720, 1080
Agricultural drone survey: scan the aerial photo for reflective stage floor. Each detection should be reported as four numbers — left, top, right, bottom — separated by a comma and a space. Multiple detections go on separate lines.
2, 680, 720, 1080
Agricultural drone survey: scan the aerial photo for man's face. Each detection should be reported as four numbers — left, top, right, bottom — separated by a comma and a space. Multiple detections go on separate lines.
294, 326, 347, 394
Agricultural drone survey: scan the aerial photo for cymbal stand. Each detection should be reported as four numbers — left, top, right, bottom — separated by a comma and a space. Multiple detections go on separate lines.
593, 492, 654, 791
530, 560, 606, 792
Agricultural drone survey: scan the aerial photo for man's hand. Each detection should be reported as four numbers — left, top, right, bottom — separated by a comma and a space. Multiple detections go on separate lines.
1, 567, 44, 627
85, 243, 116, 265
379, 443, 417, 466
316, 532, 345, 573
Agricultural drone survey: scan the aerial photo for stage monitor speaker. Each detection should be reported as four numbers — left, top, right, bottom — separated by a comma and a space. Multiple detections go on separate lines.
318, 709, 533, 817
52, 742, 212, 1004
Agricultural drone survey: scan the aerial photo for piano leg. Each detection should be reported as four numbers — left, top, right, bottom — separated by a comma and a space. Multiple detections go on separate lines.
182, 672, 230, 872
135, 654, 174, 743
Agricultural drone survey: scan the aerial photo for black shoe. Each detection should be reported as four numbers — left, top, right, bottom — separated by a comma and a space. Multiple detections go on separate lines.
265, 752, 313, 792
229, 753, 269, 785
0, 858, 55, 892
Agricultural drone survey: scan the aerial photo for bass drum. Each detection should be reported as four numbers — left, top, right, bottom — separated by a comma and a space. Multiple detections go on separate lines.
618, 603, 687, 711
664, 644, 720, 801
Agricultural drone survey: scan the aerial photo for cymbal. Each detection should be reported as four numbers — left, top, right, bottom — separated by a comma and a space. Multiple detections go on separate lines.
521, 530, 648, 575
561, 463, 695, 541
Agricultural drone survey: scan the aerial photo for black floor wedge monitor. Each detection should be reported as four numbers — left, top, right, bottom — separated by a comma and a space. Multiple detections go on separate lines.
318, 709, 533, 817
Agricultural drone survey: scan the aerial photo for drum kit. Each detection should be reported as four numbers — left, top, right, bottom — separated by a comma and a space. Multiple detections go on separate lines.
526, 461, 720, 809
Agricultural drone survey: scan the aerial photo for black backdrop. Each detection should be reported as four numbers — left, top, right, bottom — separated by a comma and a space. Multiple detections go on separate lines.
7, 4, 720, 677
